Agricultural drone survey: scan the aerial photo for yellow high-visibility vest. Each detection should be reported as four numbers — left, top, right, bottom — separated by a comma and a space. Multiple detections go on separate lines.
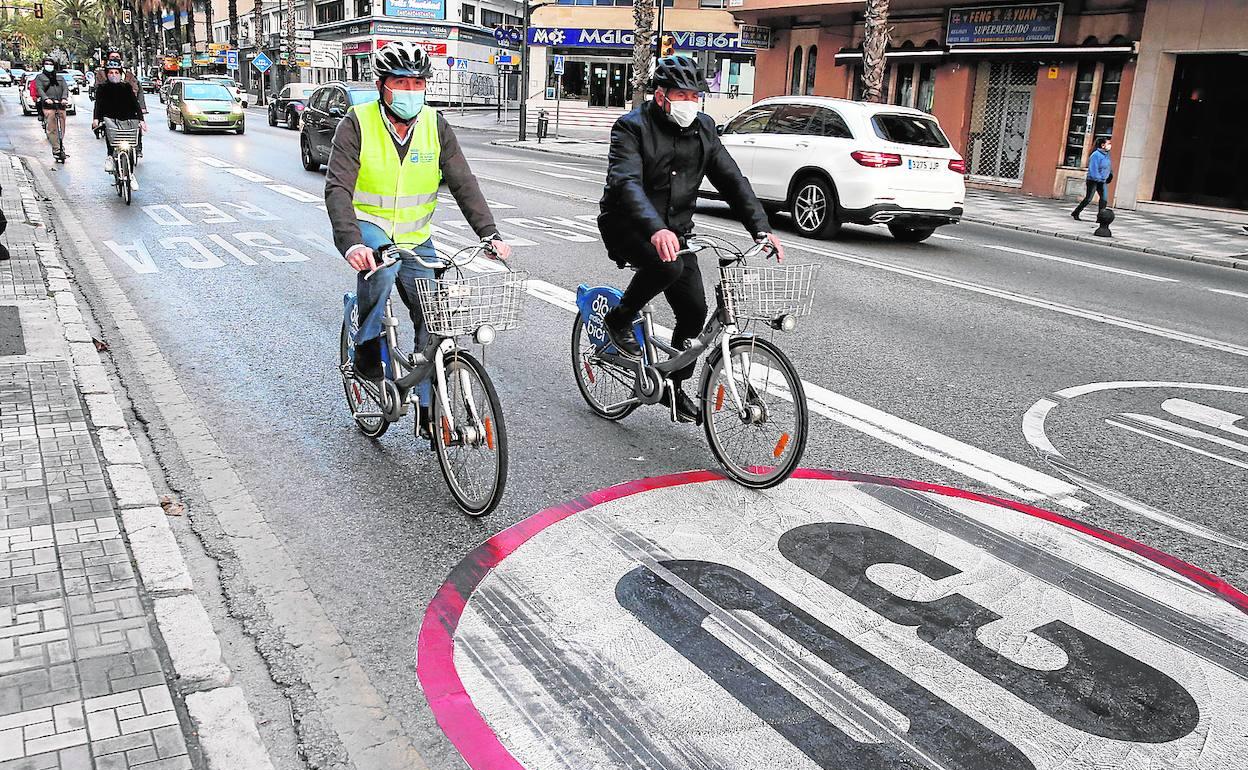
351, 103, 441, 246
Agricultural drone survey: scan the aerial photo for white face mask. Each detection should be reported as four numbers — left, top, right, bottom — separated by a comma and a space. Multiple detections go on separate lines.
666, 99, 699, 128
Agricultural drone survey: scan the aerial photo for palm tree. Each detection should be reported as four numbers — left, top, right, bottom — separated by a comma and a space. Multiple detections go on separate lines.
228, 0, 238, 47
203, 0, 213, 47
630, 0, 655, 109
861, 0, 890, 102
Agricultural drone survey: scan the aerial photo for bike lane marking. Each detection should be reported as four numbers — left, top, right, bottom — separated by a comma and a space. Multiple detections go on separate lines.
418, 471, 1248, 770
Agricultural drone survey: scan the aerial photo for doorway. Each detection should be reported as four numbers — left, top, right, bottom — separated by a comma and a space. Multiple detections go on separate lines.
968, 62, 1037, 183
1154, 54, 1248, 211
589, 62, 631, 108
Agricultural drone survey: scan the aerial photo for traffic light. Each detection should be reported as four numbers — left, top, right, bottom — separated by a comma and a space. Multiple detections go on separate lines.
659, 34, 674, 58
34, 3, 44, 18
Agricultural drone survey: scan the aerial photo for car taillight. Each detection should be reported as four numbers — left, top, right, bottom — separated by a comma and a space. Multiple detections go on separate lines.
948, 158, 967, 174
851, 150, 903, 168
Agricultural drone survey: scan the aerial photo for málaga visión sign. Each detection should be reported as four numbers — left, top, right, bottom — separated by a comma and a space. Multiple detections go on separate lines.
527, 27, 748, 53
947, 2, 1063, 46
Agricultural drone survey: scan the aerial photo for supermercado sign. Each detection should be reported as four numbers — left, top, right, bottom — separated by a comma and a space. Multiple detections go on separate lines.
528, 27, 748, 52
419, 471, 1248, 770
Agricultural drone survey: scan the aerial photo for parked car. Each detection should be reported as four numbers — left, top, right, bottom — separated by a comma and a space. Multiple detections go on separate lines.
138, 75, 158, 93
703, 96, 965, 242
167, 80, 244, 134
0, 70, 11, 86
198, 76, 246, 107
268, 82, 317, 130
299, 82, 380, 171
10, 68, 26, 84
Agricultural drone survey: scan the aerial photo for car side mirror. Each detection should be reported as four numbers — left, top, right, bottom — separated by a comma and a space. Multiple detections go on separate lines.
716, 125, 726, 135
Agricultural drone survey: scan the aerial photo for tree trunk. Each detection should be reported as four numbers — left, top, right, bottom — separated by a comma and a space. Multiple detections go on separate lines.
252, 0, 264, 103
228, 0, 238, 47
204, 0, 213, 46
861, 0, 890, 102
186, 0, 195, 49
172, 2, 183, 52
630, 0, 655, 110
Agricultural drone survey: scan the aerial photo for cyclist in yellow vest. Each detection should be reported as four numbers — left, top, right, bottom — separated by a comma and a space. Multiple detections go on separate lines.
325, 41, 511, 436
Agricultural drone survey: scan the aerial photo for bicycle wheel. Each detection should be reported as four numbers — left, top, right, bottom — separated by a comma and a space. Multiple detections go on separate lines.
571, 311, 638, 421
118, 152, 132, 206
432, 350, 507, 516
701, 336, 808, 489
339, 323, 388, 439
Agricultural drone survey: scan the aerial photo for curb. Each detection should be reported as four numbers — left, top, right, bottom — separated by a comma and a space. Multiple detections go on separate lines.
13, 153, 277, 770
489, 138, 608, 160
938, 215, 1247, 271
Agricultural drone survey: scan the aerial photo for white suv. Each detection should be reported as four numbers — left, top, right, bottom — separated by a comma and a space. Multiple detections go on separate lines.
703, 96, 966, 243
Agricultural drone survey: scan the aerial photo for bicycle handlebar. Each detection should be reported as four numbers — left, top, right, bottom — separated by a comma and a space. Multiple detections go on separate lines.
363, 241, 499, 280
678, 235, 774, 263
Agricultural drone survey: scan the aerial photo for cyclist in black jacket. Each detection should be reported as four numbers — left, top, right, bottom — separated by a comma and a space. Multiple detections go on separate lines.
92, 61, 147, 189
597, 55, 783, 422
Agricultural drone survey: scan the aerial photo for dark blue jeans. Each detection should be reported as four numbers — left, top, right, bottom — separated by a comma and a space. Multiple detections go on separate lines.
353, 239, 437, 405
1073, 179, 1107, 217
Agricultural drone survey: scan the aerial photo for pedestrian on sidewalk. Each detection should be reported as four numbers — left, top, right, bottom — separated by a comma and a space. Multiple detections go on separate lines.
1072, 137, 1113, 220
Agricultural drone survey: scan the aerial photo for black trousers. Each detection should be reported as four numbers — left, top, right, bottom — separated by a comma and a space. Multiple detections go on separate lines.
1073, 179, 1107, 216
617, 249, 707, 383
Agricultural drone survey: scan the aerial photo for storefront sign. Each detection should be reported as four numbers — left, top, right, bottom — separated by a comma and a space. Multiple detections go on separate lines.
341, 39, 447, 57
341, 40, 372, 55
947, 3, 1062, 46
738, 24, 772, 50
373, 21, 451, 39
528, 27, 749, 53
383, 0, 445, 21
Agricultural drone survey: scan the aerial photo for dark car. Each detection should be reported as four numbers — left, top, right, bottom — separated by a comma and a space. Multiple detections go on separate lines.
269, 82, 318, 130
300, 82, 380, 171
138, 75, 158, 93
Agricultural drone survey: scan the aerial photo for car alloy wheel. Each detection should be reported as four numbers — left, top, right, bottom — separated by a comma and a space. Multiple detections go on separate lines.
794, 183, 827, 233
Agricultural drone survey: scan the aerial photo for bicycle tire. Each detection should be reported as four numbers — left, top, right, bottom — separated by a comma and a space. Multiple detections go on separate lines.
118, 153, 132, 205
570, 311, 638, 421
339, 323, 389, 439
701, 336, 808, 489
432, 350, 507, 516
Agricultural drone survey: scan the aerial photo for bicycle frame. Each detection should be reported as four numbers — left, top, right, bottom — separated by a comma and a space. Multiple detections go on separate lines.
590, 256, 757, 422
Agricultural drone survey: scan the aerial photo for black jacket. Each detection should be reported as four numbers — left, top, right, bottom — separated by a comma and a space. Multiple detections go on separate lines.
93, 81, 143, 122
598, 100, 768, 264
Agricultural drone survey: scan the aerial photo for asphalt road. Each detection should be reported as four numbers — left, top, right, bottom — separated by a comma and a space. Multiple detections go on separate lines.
3, 90, 1247, 769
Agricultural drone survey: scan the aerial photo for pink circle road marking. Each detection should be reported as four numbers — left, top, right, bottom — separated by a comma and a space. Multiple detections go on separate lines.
416, 469, 1248, 770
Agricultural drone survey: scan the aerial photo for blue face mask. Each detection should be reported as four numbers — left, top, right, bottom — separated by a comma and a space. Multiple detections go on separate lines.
385, 86, 425, 120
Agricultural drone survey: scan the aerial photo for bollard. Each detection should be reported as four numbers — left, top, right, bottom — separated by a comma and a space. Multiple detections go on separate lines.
1094, 207, 1115, 238
537, 109, 549, 143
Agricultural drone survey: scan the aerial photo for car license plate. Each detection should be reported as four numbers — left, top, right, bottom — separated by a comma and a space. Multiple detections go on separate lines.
906, 158, 941, 171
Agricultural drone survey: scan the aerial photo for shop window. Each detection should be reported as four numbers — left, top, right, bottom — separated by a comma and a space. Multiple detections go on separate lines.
354, 0, 370, 16
482, 9, 503, 26
804, 46, 817, 96
916, 64, 935, 113
315, 1, 344, 25
700, 0, 727, 6
461, 3, 475, 23
790, 47, 803, 95
892, 63, 913, 106
1063, 61, 1123, 168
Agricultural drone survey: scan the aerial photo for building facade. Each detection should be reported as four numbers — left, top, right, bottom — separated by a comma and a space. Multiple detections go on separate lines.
526, 0, 758, 120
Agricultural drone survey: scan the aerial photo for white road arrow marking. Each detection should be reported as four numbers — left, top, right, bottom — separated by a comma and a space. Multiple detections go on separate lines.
1107, 418, 1248, 471
1162, 399, 1248, 439
1117, 413, 1248, 456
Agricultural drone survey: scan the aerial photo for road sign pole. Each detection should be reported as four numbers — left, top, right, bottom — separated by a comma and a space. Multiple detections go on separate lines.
519, 3, 529, 142
554, 72, 562, 139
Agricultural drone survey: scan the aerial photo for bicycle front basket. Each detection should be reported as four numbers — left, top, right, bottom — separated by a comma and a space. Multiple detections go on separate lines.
721, 262, 821, 321
415, 270, 529, 337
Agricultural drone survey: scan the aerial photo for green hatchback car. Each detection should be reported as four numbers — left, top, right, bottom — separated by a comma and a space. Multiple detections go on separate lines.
166, 81, 244, 134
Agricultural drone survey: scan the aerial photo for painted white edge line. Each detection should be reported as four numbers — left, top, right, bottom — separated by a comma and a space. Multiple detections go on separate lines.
1208, 288, 1248, 300
980, 243, 1179, 283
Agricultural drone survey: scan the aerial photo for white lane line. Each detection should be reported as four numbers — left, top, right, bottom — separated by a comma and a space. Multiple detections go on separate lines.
931, 233, 963, 241
1107, 419, 1248, 471
266, 184, 322, 203
525, 278, 1084, 510
1209, 288, 1248, 300
693, 219, 1248, 360
980, 244, 1178, 283
225, 168, 272, 183
196, 157, 234, 168
1118, 413, 1248, 456
533, 169, 602, 183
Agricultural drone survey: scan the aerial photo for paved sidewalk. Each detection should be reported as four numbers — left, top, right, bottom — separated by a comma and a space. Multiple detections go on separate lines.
0, 155, 273, 769
485, 136, 1248, 268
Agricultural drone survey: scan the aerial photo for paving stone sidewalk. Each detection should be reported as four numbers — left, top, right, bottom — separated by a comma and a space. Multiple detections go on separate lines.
487, 137, 1248, 268
1, 154, 273, 769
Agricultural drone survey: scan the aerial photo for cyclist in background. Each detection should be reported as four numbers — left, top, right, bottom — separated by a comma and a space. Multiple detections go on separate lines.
34, 56, 70, 161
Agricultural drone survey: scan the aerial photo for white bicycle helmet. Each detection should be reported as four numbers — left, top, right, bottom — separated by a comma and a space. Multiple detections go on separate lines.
371, 41, 433, 79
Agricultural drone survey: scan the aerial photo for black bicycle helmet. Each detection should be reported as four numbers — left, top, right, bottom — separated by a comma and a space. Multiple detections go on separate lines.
652, 55, 709, 93
371, 41, 433, 79
105, 60, 124, 72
